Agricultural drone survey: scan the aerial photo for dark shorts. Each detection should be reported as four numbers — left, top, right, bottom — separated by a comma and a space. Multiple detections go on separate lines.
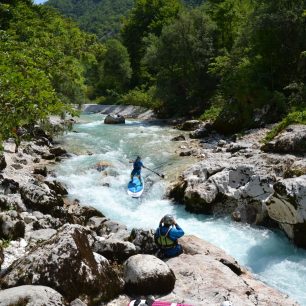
131, 169, 141, 176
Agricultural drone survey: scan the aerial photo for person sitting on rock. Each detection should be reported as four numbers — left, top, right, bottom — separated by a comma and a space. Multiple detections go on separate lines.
129, 156, 144, 183
154, 214, 184, 258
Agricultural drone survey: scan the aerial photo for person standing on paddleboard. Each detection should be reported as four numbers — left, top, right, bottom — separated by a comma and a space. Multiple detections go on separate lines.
130, 156, 144, 184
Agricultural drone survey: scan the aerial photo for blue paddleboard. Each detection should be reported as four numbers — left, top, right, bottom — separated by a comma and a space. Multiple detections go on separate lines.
127, 176, 144, 198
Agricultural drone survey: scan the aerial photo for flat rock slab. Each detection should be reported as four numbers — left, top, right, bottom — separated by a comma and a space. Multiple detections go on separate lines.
159, 235, 298, 306
0, 285, 65, 306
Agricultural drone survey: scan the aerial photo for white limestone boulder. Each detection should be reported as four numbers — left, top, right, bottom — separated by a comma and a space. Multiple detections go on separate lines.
0, 285, 65, 306
1, 224, 123, 303
123, 254, 175, 295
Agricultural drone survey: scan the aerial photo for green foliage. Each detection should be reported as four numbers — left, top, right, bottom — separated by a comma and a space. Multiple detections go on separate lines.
120, 86, 160, 109
205, 0, 253, 51
0, 239, 11, 248
121, 0, 182, 85
264, 111, 306, 142
97, 39, 132, 94
45, 0, 134, 41
0, 0, 104, 144
144, 8, 217, 116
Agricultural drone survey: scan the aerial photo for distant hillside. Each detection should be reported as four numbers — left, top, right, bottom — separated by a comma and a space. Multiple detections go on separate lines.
45, 0, 134, 40
45, 0, 206, 40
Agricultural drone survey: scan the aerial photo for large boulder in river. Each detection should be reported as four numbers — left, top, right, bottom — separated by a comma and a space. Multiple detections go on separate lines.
1, 224, 123, 303
0, 285, 65, 306
123, 254, 175, 295
261, 124, 306, 154
168, 160, 273, 225
104, 114, 125, 124
265, 175, 306, 248
20, 181, 64, 214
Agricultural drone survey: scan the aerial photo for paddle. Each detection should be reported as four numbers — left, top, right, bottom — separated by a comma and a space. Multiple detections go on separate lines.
143, 165, 165, 179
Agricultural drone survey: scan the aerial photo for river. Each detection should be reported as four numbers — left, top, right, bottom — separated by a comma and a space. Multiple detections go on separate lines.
54, 114, 306, 305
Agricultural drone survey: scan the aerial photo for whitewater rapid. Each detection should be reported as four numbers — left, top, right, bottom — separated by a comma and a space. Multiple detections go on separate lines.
54, 114, 306, 305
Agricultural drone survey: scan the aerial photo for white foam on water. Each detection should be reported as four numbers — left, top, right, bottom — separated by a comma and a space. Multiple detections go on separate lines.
54, 114, 306, 305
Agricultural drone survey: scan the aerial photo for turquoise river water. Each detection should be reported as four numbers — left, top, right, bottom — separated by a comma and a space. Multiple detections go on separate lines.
54, 114, 306, 305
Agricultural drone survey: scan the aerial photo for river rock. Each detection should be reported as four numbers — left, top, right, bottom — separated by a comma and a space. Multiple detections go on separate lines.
25, 228, 57, 243
265, 175, 306, 247
158, 235, 297, 306
171, 135, 186, 141
97, 219, 127, 236
20, 181, 64, 214
168, 159, 274, 224
178, 120, 201, 131
104, 114, 125, 124
70, 298, 87, 306
0, 154, 6, 171
49, 146, 67, 156
0, 194, 26, 212
0, 285, 65, 306
129, 228, 157, 254
94, 237, 137, 262
189, 123, 212, 139
0, 177, 19, 194
261, 125, 306, 154
42, 153, 55, 160
1, 224, 123, 303
123, 254, 175, 295
33, 166, 48, 176
45, 180, 68, 196
0, 212, 25, 240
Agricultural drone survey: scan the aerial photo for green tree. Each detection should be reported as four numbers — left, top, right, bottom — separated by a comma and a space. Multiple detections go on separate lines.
144, 9, 217, 116
121, 0, 182, 86
98, 39, 132, 94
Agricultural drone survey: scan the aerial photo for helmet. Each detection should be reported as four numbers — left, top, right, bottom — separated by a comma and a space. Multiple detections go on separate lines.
136, 156, 141, 160
162, 214, 174, 226
220, 301, 233, 306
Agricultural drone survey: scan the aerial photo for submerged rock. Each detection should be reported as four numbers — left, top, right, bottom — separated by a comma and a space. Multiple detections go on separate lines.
171, 135, 186, 141
1, 224, 123, 303
0, 285, 65, 306
123, 254, 175, 295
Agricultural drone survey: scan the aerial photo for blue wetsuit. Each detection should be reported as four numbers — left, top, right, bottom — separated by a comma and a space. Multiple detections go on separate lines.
131, 160, 143, 177
155, 224, 184, 257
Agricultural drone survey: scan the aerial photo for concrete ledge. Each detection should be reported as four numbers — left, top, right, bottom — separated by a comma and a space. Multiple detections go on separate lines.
82, 104, 154, 119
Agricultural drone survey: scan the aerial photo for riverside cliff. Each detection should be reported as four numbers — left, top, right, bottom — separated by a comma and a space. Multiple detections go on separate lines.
169, 122, 306, 248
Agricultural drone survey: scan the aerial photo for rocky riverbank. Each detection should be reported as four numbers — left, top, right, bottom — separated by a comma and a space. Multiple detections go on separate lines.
169, 121, 306, 248
0, 116, 300, 305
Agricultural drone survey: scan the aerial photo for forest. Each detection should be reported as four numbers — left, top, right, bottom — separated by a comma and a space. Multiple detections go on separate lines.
0, 0, 305, 146
45, 0, 306, 136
